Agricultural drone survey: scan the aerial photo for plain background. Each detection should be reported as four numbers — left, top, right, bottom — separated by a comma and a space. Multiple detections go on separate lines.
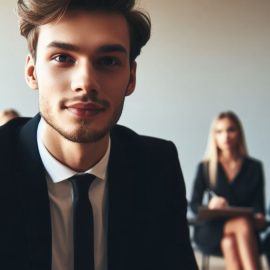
0, 0, 270, 203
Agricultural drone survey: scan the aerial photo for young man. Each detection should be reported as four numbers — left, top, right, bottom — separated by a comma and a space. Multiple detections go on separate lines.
0, 0, 198, 269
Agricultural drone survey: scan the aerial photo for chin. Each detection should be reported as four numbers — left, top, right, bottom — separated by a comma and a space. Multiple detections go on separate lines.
62, 125, 109, 143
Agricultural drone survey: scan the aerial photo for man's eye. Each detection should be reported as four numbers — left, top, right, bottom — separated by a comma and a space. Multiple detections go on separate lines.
53, 55, 74, 63
99, 57, 120, 67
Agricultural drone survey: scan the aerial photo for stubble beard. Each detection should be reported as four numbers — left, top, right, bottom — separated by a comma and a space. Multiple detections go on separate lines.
41, 102, 124, 144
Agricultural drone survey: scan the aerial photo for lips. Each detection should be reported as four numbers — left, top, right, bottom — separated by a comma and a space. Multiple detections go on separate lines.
66, 102, 105, 118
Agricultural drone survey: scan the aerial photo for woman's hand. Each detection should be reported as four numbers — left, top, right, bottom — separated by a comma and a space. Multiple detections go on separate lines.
254, 212, 266, 230
208, 196, 229, 209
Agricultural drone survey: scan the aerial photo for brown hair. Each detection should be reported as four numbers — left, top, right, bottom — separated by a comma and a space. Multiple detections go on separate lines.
204, 111, 248, 187
17, 0, 151, 62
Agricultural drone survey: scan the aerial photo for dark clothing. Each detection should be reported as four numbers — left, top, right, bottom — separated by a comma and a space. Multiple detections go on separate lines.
190, 158, 265, 253
0, 114, 198, 270
263, 232, 270, 265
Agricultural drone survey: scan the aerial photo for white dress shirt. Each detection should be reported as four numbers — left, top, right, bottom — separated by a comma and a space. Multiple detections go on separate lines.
37, 118, 109, 270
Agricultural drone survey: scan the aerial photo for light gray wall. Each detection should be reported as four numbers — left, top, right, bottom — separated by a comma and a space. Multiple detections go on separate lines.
0, 0, 38, 115
1, 0, 270, 203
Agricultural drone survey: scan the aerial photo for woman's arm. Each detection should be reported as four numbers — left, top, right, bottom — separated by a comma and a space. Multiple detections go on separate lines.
190, 162, 208, 214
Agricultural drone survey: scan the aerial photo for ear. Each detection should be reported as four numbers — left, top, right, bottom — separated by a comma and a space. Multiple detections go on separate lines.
25, 54, 38, 90
125, 61, 137, 96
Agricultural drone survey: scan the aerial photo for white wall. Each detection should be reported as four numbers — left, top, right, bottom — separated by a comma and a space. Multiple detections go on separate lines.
1, 0, 270, 202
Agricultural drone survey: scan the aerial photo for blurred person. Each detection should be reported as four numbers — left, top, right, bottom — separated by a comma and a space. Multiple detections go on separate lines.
0, 109, 20, 125
190, 111, 265, 270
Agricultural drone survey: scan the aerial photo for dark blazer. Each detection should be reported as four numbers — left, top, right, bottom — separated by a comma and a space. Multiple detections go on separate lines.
0, 115, 198, 270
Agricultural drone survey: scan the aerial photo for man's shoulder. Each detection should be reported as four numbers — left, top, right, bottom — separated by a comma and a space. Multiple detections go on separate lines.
112, 124, 174, 146
0, 117, 31, 139
111, 124, 177, 156
0, 117, 32, 177
0, 117, 32, 156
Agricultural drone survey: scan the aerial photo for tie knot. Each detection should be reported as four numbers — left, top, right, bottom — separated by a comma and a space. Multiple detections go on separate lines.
69, 174, 96, 199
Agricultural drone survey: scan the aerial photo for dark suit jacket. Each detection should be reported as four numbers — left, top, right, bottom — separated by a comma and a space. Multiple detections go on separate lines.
0, 115, 198, 270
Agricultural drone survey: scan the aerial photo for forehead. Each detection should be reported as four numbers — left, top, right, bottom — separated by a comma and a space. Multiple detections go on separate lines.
37, 10, 130, 53
216, 117, 237, 128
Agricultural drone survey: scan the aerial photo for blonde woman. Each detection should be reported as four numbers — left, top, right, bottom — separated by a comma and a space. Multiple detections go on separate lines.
190, 111, 265, 270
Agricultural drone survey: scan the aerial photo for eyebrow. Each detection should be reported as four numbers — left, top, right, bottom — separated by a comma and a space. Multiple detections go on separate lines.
47, 42, 79, 51
47, 41, 128, 55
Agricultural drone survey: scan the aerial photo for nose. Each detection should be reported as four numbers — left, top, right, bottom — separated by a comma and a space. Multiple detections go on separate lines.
71, 61, 99, 94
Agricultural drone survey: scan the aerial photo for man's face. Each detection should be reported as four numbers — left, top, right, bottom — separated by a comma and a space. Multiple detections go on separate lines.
26, 10, 136, 143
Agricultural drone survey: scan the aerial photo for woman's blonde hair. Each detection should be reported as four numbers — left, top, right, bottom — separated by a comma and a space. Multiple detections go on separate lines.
203, 111, 248, 187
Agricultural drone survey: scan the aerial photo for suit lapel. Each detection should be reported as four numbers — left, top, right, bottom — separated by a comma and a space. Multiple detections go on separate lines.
107, 130, 137, 270
16, 115, 52, 270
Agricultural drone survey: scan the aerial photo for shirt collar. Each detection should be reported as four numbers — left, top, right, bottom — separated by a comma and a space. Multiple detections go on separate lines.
37, 118, 110, 183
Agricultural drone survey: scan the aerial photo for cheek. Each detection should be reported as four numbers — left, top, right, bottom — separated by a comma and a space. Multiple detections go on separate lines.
228, 131, 237, 140
39, 92, 54, 110
103, 79, 130, 102
36, 62, 70, 88
231, 133, 239, 144
105, 70, 131, 89
36, 68, 70, 97
38, 84, 63, 113
215, 134, 222, 144
215, 135, 225, 149
107, 91, 126, 109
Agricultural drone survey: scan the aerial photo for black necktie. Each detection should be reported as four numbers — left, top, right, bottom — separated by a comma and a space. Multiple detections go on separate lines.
69, 174, 96, 270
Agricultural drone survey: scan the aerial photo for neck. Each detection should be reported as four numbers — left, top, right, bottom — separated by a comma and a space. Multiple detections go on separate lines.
219, 149, 242, 162
42, 125, 109, 172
